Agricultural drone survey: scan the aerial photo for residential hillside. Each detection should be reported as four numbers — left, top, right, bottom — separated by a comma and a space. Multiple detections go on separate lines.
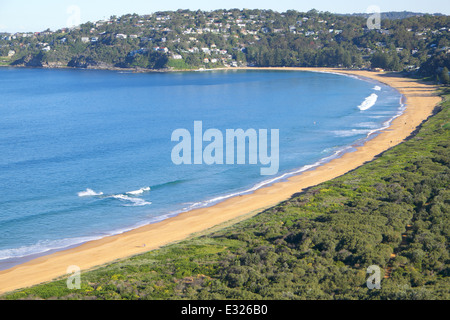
350, 11, 444, 20
0, 9, 449, 81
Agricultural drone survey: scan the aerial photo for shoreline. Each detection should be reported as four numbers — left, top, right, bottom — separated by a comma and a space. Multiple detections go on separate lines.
0, 67, 441, 295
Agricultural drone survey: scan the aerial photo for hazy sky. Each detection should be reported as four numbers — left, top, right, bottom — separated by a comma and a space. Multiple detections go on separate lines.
0, 0, 449, 33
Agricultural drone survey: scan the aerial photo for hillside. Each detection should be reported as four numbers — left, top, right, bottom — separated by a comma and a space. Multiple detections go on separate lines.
349, 11, 444, 20
1, 9, 449, 81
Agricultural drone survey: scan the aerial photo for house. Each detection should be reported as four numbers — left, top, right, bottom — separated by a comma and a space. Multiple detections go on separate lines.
153, 47, 168, 53
172, 54, 183, 60
116, 34, 128, 39
95, 20, 107, 27
129, 48, 149, 57
7, 50, 15, 57
81, 37, 90, 43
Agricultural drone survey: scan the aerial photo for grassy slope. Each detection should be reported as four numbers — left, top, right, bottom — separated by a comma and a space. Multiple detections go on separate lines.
2, 90, 449, 300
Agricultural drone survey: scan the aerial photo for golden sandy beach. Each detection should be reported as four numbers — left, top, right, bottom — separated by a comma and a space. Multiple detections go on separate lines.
0, 68, 441, 295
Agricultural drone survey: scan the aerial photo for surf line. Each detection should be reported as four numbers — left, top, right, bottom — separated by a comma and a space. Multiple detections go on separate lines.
171, 121, 279, 176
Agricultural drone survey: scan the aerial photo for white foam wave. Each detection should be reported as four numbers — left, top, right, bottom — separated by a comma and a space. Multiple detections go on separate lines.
358, 93, 378, 111
308, 70, 360, 80
0, 236, 103, 261
78, 187, 151, 207
78, 188, 104, 197
110, 194, 152, 207
354, 122, 380, 129
126, 187, 151, 195
333, 129, 373, 137
373, 86, 382, 91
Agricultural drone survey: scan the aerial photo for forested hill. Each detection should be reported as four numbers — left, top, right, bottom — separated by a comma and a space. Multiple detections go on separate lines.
0, 9, 449, 81
349, 11, 444, 20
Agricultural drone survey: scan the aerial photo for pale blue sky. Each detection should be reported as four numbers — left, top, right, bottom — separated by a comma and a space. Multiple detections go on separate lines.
0, 0, 449, 33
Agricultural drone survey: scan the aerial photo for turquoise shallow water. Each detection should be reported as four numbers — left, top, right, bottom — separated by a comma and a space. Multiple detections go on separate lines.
0, 68, 402, 268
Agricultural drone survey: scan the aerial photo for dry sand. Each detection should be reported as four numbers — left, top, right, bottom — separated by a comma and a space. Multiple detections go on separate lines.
0, 68, 441, 295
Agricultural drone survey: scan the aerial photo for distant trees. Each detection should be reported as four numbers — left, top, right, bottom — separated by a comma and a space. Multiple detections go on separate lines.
419, 52, 450, 78
439, 67, 449, 84
370, 51, 402, 71
122, 51, 168, 69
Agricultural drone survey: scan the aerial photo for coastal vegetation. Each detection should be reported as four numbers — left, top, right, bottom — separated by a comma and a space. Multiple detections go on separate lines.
1, 9, 449, 81
3, 90, 449, 300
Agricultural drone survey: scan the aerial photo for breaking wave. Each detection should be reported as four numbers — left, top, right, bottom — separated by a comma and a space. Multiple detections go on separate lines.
109, 194, 152, 207
126, 187, 151, 195
77, 188, 104, 197
78, 187, 152, 207
358, 93, 378, 111
332, 129, 374, 137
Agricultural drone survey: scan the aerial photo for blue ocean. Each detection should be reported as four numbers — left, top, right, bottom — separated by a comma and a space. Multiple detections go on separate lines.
0, 68, 402, 269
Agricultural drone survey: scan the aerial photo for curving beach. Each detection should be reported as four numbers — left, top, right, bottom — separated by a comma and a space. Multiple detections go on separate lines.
0, 68, 441, 295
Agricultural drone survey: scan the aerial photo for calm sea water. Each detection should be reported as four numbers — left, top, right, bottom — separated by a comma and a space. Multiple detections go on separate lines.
0, 68, 402, 269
